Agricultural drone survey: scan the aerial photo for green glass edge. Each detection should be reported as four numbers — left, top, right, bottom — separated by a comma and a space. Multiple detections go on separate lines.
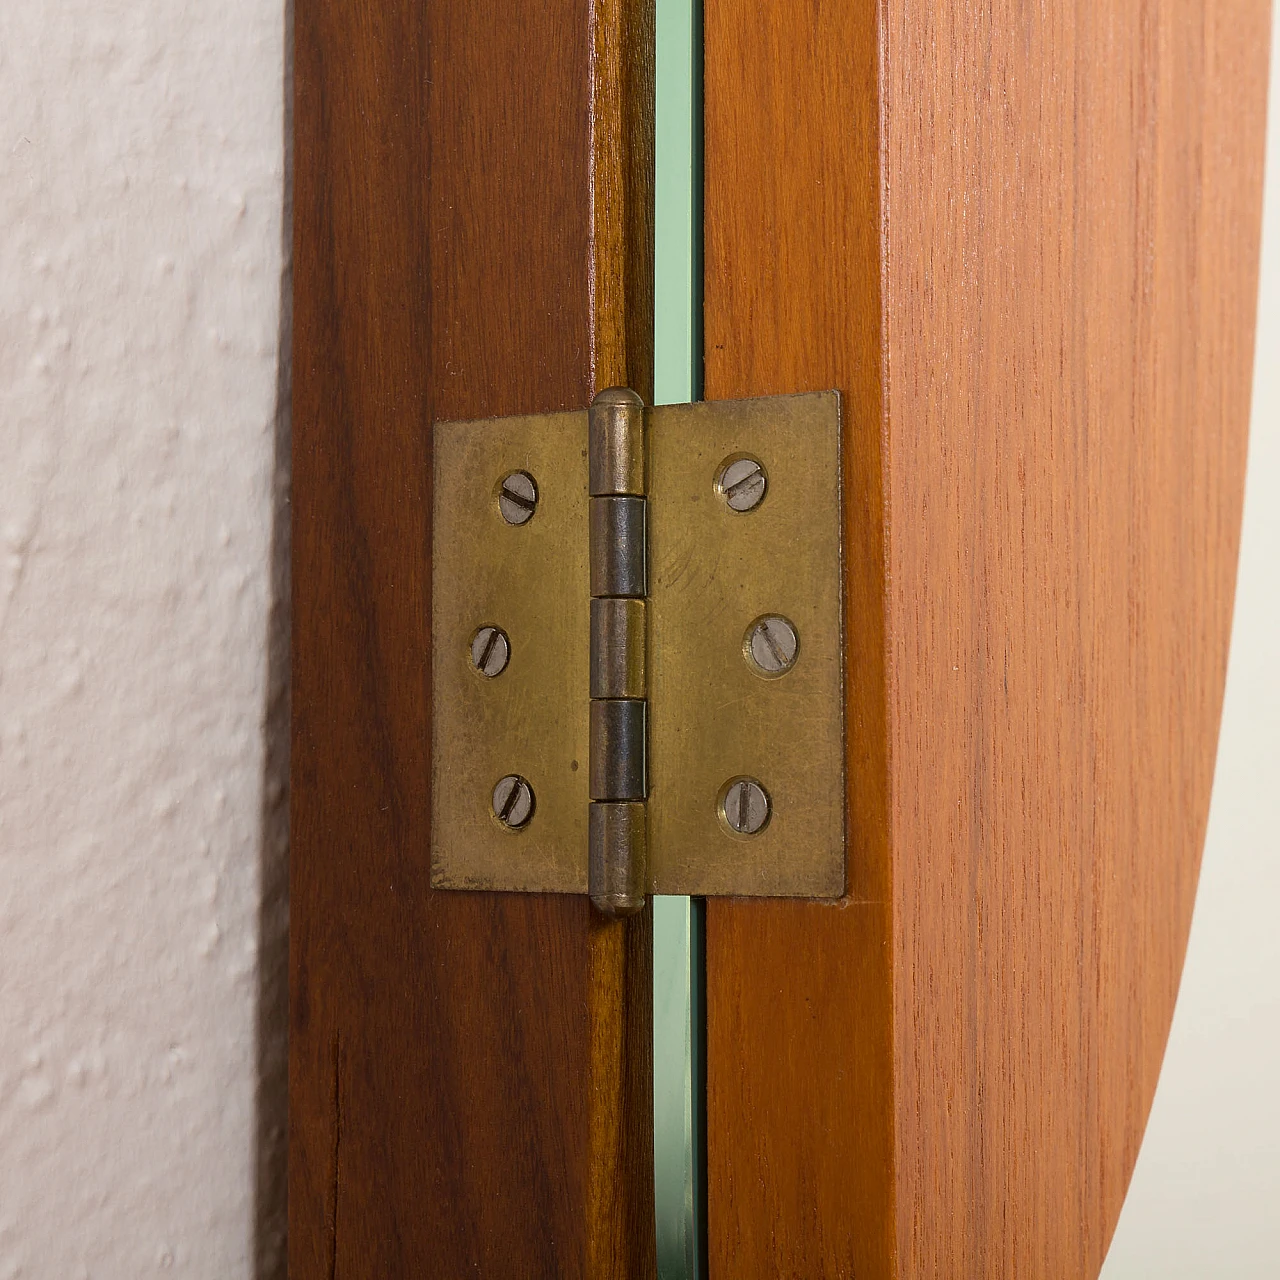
654, 0, 702, 407
653, 895, 705, 1278
652, 0, 705, 1275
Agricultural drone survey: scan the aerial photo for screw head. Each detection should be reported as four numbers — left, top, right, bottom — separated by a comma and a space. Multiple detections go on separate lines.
744, 614, 799, 677
716, 456, 767, 512
470, 625, 510, 677
720, 777, 771, 836
492, 775, 535, 829
498, 471, 538, 525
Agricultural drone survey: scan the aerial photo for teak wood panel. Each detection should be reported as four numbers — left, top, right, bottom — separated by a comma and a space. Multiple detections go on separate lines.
290, 0, 655, 1273
704, 1, 1269, 1277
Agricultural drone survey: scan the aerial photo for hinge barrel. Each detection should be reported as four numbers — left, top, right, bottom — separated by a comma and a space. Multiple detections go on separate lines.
588, 387, 649, 918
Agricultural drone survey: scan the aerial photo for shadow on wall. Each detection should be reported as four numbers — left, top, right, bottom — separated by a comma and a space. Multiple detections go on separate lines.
254, 1, 293, 1274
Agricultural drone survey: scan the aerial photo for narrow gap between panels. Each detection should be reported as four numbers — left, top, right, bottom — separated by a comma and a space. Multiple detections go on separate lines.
652, 0, 706, 1274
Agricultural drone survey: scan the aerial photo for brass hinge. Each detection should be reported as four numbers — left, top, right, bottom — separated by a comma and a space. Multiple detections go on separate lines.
431, 389, 846, 917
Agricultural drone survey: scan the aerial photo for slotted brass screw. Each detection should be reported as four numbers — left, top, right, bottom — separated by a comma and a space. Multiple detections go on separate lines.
498, 471, 538, 525
745, 615, 799, 677
721, 777, 770, 836
470, 626, 510, 677
492, 775, 535, 829
716, 457, 767, 512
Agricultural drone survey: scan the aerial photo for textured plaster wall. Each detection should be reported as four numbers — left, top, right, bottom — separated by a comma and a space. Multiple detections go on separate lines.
0, 2, 288, 1276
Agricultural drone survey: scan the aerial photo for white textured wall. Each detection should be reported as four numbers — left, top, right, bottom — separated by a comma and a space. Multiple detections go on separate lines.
0, 2, 288, 1276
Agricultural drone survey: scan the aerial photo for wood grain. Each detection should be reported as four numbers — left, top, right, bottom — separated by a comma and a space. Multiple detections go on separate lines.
703, 1, 1270, 1276
290, 0, 654, 1273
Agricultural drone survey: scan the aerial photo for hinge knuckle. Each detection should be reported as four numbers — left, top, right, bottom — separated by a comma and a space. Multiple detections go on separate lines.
589, 385, 647, 496
588, 802, 647, 918
588, 388, 649, 918
589, 699, 647, 800
590, 598, 647, 699
589, 496, 647, 597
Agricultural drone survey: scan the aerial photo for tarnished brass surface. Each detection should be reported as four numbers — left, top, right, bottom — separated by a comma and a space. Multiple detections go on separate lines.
430, 409, 590, 893
590, 598, 647, 698
647, 392, 845, 897
431, 390, 845, 898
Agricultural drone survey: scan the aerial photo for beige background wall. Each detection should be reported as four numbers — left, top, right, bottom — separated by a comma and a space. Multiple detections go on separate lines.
0, 1, 1273, 1274
0, 1, 288, 1274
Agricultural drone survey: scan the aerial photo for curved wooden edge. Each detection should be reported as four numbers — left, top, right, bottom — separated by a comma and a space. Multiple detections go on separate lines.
704, 0, 1270, 1274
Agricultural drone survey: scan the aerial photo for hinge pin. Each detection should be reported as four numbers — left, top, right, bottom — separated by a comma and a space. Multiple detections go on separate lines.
588, 387, 648, 919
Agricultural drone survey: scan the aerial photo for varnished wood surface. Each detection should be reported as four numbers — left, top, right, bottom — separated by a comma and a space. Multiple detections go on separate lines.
704, 1, 1270, 1276
703, 0, 895, 1273
290, 0, 654, 1272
